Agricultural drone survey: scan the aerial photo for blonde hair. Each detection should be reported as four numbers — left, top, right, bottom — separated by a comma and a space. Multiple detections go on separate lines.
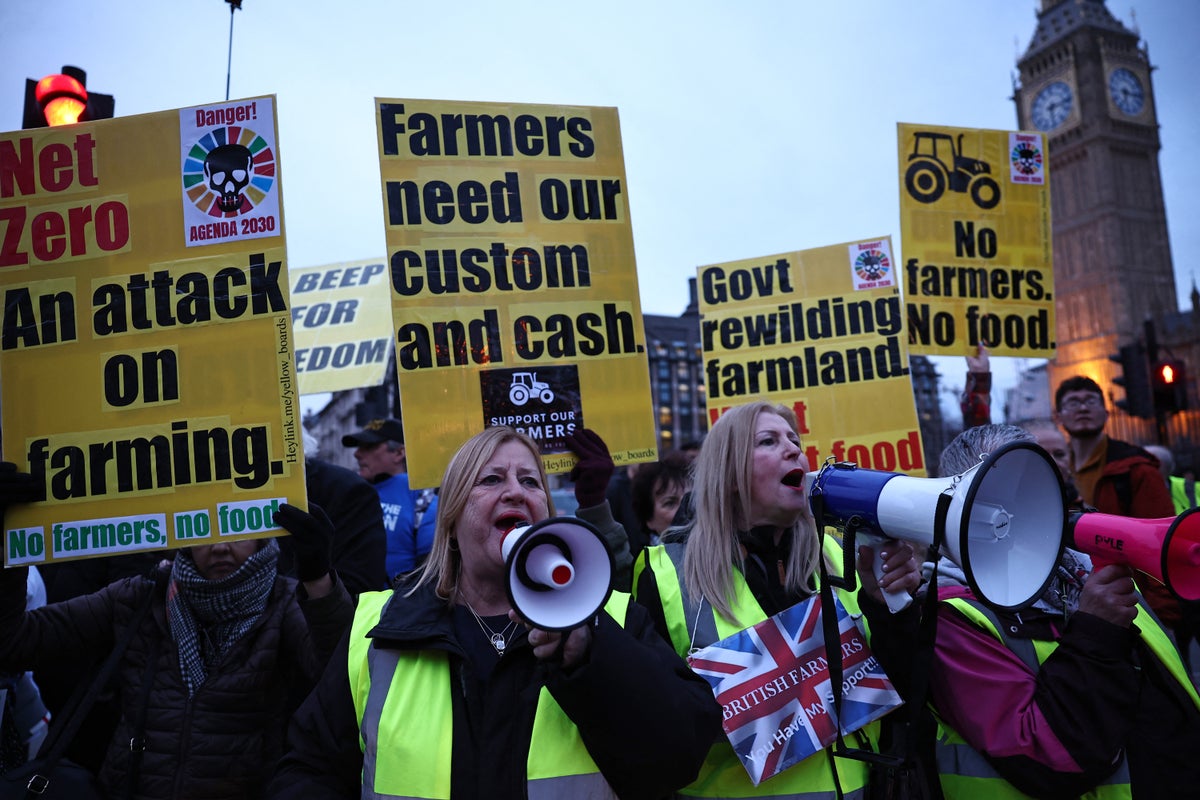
682, 401, 820, 624
408, 426, 555, 602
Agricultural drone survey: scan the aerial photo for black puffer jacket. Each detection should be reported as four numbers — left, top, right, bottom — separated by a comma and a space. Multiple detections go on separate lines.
267, 580, 721, 800
0, 563, 352, 800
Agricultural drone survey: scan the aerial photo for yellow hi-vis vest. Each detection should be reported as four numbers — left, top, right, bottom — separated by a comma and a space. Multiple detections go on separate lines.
1168, 475, 1198, 515
632, 535, 879, 800
348, 589, 630, 800
934, 595, 1200, 800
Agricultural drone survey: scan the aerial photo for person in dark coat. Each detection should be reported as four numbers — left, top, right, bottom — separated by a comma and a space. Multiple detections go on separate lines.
929, 423, 1200, 799
267, 426, 719, 800
28, 454, 386, 774
277, 457, 389, 596
0, 469, 353, 800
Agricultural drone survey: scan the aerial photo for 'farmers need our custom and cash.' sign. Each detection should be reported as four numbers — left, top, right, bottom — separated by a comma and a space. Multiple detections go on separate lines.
1, 96, 306, 566
375, 99, 657, 487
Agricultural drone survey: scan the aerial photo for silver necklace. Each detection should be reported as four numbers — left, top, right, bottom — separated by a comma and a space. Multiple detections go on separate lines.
464, 600, 518, 654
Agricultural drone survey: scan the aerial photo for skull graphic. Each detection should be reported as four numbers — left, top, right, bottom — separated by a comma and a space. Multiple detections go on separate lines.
204, 144, 254, 213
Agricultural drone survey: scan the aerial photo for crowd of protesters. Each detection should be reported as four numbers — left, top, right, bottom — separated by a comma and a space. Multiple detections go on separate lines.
2, 380, 1198, 799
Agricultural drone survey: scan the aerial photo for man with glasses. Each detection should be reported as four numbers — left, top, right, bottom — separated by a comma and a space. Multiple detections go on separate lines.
1055, 376, 1173, 516
1054, 375, 1182, 630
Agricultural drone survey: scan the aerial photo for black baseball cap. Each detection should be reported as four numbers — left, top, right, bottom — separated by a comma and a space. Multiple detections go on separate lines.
342, 418, 404, 448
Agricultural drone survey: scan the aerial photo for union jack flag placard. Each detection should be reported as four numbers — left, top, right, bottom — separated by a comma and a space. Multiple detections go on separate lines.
687, 593, 902, 785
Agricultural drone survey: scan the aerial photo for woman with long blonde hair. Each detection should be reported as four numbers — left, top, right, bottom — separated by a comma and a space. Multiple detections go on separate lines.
634, 401, 921, 799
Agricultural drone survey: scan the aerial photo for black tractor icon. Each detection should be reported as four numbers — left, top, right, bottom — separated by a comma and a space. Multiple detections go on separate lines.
904, 132, 1000, 210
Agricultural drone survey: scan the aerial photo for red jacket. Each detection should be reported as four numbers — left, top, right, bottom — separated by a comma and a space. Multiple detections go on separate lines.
959, 370, 992, 430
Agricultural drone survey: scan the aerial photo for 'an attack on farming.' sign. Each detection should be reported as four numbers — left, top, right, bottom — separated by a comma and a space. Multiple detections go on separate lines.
1, 96, 306, 566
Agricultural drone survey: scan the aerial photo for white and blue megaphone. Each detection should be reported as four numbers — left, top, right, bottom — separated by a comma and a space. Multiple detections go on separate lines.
501, 517, 614, 631
808, 441, 1066, 611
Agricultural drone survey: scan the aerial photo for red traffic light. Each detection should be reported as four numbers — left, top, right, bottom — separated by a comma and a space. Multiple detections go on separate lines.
1152, 358, 1188, 413
22, 66, 114, 130
34, 72, 88, 126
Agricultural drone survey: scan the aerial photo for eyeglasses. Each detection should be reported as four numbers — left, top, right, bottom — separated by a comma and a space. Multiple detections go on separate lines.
1060, 396, 1104, 412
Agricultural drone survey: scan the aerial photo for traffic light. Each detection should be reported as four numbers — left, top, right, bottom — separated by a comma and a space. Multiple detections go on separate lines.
1110, 343, 1154, 418
1152, 358, 1188, 413
21, 66, 114, 129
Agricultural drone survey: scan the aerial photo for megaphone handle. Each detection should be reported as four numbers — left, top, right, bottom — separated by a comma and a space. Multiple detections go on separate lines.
1088, 554, 1119, 575
859, 532, 914, 613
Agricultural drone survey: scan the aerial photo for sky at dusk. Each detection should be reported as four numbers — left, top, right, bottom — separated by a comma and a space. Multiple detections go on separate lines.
4, 0, 1197, 418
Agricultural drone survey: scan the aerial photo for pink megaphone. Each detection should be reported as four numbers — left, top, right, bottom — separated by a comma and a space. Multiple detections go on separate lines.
1068, 508, 1200, 601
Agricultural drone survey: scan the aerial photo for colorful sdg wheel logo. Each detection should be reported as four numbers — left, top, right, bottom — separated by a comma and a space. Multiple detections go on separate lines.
1011, 140, 1043, 177
854, 249, 891, 281
183, 126, 276, 217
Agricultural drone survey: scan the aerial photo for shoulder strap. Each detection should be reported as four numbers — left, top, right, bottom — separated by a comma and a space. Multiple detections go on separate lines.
30, 577, 157, 775
818, 489, 954, 796
120, 614, 163, 800
943, 596, 1040, 672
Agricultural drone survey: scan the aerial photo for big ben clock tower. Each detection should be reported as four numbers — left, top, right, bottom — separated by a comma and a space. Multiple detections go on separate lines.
1014, 0, 1176, 420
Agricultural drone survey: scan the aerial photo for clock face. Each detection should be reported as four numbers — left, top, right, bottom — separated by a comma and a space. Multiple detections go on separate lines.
1109, 67, 1145, 115
1031, 81, 1073, 131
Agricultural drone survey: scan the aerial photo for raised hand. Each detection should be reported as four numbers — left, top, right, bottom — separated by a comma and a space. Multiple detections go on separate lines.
565, 429, 614, 509
273, 502, 334, 583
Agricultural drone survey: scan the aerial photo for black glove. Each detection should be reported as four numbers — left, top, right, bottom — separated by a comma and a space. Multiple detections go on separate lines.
0, 462, 43, 529
566, 429, 614, 510
0, 462, 42, 504
273, 502, 333, 582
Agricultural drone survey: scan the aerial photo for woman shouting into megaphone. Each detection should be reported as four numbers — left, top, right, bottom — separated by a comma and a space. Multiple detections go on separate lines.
632, 401, 924, 798
927, 423, 1200, 799
268, 426, 720, 800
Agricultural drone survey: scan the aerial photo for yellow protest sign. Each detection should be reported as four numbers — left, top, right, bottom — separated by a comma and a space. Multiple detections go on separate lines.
897, 123, 1054, 357
700, 238, 927, 475
1, 95, 306, 566
290, 258, 392, 395
375, 99, 656, 487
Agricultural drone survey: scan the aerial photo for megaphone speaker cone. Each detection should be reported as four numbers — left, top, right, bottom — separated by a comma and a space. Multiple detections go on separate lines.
954, 442, 1066, 610
523, 542, 576, 588
813, 441, 1066, 610
1163, 508, 1200, 601
503, 517, 613, 631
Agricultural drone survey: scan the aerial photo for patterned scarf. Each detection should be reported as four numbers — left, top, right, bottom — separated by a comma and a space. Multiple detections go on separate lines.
168, 540, 278, 696
1034, 547, 1092, 618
